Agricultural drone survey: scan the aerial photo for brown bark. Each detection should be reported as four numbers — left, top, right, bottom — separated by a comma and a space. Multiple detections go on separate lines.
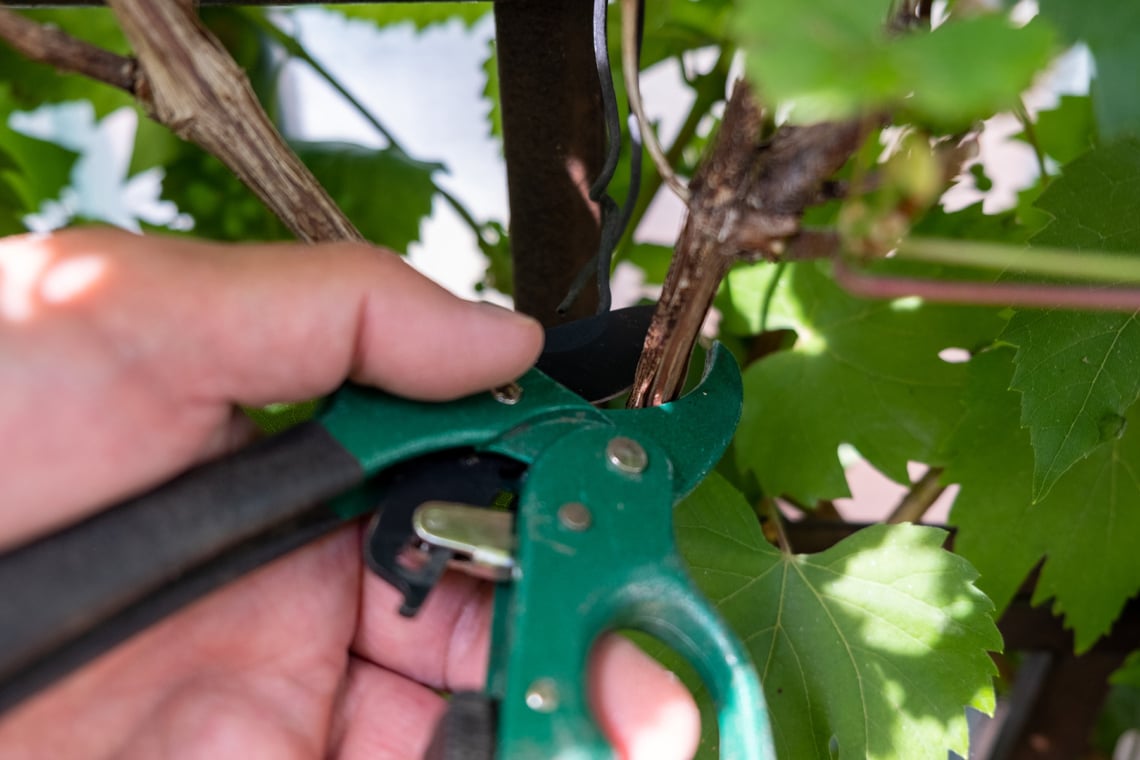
0, 9, 138, 93
627, 82, 870, 407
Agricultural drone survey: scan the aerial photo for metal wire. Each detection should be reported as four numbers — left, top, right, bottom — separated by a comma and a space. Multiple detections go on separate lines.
558, 0, 643, 315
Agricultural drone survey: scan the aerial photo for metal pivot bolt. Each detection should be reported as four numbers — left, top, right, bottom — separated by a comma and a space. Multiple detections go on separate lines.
492, 383, 523, 405
606, 436, 648, 474
558, 502, 592, 531
525, 678, 560, 713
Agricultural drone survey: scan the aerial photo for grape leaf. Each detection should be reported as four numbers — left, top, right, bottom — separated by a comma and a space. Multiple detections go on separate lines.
0, 87, 78, 214
911, 203, 1029, 245
733, 0, 1054, 129
477, 220, 513, 297
481, 39, 502, 144
1019, 95, 1096, 165
160, 140, 440, 250
732, 260, 1004, 504
626, 242, 674, 286
946, 347, 1140, 651
293, 142, 441, 252
0, 146, 27, 235
1003, 140, 1140, 499
672, 473, 1000, 759
639, 0, 733, 69
1110, 651, 1140, 689
1038, 0, 1140, 142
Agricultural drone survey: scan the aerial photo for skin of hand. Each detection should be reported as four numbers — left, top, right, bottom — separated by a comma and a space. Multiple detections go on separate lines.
0, 228, 700, 760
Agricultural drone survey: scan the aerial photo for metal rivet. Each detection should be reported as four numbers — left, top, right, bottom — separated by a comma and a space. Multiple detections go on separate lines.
558, 502, 592, 531
606, 436, 648, 474
525, 679, 560, 713
492, 383, 523, 405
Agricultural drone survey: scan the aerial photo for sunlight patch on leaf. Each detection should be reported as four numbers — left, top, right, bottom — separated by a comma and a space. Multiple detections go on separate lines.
673, 474, 1001, 759
732, 260, 1003, 504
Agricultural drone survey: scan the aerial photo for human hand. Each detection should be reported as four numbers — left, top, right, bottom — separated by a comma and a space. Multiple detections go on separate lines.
0, 229, 699, 759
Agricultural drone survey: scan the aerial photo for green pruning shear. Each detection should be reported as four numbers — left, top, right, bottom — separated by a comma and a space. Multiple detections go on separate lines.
0, 305, 775, 759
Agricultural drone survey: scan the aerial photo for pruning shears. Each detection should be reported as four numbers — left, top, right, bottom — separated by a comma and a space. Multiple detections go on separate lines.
0, 304, 775, 758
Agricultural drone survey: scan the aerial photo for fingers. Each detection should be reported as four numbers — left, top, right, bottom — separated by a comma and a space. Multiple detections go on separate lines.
352, 572, 700, 760
329, 658, 447, 760
590, 637, 702, 760
14, 227, 544, 404
1, 228, 543, 541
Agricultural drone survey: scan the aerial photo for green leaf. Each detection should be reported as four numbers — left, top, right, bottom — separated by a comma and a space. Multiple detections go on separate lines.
160, 140, 440, 249
1022, 95, 1097, 165
481, 38, 502, 144
674, 474, 1000, 759
717, 260, 787, 337
0, 86, 79, 213
1111, 651, 1140, 689
328, 3, 491, 30
160, 143, 289, 242
733, 260, 1004, 503
911, 203, 1029, 245
477, 220, 512, 296
0, 145, 27, 234
128, 117, 183, 177
946, 347, 1140, 651
1038, 0, 1140, 142
293, 141, 440, 251
638, 0, 734, 69
626, 242, 674, 286
734, 1, 1055, 129
895, 17, 1056, 128
243, 400, 322, 434
1003, 140, 1140, 499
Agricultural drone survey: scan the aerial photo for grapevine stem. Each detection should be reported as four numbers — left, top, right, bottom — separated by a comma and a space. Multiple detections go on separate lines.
1014, 98, 1049, 186
886, 467, 945, 525
759, 261, 786, 332
761, 498, 792, 554
620, 0, 689, 202
834, 257, 1140, 312
617, 50, 730, 256
896, 237, 1140, 285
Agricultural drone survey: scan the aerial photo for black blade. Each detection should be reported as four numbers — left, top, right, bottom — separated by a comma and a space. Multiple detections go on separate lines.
536, 304, 654, 402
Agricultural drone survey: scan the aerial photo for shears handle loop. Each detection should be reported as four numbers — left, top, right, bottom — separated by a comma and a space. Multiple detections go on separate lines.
488, 425, 775, 759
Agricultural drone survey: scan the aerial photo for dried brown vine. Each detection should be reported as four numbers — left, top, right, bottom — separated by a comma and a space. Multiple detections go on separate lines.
627, 81, 870, 407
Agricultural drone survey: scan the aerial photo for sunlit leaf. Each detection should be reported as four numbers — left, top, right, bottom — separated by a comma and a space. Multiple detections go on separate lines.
733, 260, 1003, 503
672, 474, 1001, 759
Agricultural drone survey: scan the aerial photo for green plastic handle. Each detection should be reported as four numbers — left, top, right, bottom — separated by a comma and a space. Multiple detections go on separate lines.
320, 344, 775, 758
487, 426, 775, 759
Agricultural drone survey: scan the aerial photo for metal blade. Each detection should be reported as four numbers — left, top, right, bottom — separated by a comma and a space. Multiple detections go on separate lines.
535, 304, 654, 403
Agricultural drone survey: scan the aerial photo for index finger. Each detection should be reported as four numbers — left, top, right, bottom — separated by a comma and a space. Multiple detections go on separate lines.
1, 228, 543, 542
